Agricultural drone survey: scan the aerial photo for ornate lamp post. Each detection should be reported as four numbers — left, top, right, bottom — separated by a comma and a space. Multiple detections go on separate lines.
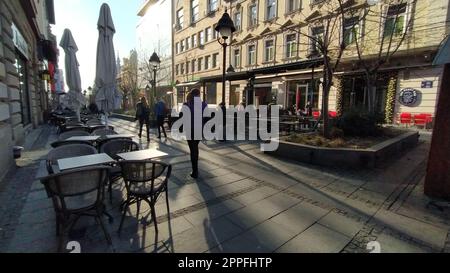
145, 84, 151, 101
87, 86, 93, 103
149, 52, 161, 103
215, 10, 236, 105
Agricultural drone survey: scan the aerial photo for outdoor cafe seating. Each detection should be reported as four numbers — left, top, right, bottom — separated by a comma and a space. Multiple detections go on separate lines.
398, 112, 433, 128
58, 130, 91, 141
92, 128, 117, 137
46, 143, 98, 174
100, 139, 140, 203
40, 166, 113, 252
41, 117, 173, 251
50, 139, 95, 149
118, 160, 172, 235
86, 119, 103, 126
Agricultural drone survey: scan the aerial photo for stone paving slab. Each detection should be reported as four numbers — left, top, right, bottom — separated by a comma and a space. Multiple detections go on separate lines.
271, 202, 330, 235
226, 192, 300, 230
276, 224, 351, 253
169, 216, 244, 253
318, 211, 366, 238
183, 199, 245, 227
372, 210, 448, 250
375, 232, 431, 253
211, 219, 299, 253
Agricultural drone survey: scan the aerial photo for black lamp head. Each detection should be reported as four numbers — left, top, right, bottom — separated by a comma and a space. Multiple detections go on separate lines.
215, 12, 236, 39
149, 52, 161, 67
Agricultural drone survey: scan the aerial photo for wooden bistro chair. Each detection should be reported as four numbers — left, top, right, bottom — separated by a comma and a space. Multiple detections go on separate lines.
46, 144, 98, 174
40, 166, 112, 252
100, 139, 140, 203
118, 160, 172, 235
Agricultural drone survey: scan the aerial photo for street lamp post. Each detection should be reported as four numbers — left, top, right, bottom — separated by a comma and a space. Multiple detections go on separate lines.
215, 10, 236, 105
149, 52, 161, 105
145, 85, 151, 101
87, 86, 93, 104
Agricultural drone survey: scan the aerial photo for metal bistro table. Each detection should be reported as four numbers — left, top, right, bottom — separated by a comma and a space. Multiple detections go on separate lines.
66, 136, 101, 143
104, 134, 134, 140
117, 149, 169, 161
57, 153, 116, 172
280, 121, 299, 133
86, 125, 115, 133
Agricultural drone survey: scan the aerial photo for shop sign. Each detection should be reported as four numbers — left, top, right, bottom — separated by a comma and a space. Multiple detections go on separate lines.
399, 88, 419, 106
421, 81, 433, 88
11, 23, 30, 60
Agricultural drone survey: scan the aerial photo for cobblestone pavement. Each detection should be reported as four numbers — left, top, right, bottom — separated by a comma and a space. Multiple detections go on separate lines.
0, 120, 448, 253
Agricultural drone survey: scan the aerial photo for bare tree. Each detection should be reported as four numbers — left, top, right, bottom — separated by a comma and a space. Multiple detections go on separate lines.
352, 0, 420, 113
276, 0, 352, 138
137, 49, 172, 111
118, 50, 139, 110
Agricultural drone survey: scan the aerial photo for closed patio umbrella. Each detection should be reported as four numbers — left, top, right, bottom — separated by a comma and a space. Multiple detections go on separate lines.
94, 3, 122, 126
59, 29, 85, 120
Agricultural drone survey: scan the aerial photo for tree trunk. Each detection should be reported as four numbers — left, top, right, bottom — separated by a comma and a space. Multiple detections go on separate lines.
322, 91, 330, 138
366, 72, 377, 114
322, 71, 332, 139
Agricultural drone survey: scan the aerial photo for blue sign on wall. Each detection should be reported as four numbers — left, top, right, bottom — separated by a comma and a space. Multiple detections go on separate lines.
399, 88, 419, 106
421, 81, 433, 88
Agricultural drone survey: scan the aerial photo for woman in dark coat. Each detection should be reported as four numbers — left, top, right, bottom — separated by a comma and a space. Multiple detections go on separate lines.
185, 89, 207, 179
135, 96, 151, 142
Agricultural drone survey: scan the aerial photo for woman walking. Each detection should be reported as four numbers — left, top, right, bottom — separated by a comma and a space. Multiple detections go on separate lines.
135, 96, 151, 142
185, 89, 207, 179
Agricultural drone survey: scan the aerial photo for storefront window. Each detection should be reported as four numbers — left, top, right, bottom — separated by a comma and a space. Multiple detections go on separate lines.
255, 87, 272, 107
15, 54, 31, 125
206, 83, 217, 105
287, 80, 319, 113
177, 87, 185, 105
230, 85, 240, 106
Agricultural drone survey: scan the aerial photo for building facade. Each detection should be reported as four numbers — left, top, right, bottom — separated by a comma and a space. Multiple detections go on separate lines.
0, 0, 57, 178
173, 0, 449, 124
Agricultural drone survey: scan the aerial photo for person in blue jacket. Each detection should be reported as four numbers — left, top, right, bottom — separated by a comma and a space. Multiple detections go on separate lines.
155, 98, 168, 139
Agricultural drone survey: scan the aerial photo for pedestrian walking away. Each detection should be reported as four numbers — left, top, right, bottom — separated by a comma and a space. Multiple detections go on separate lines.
135, 96, 151, 142
185, 89, 207, 179
155, 98, 168, 139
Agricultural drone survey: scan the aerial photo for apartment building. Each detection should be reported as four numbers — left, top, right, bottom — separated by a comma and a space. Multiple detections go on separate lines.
173, 0, 225, 107
173, 0, 450, 122
0, 0, 57, 178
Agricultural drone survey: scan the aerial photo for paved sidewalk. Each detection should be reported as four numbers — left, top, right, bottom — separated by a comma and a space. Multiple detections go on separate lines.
0, 119, 448, 253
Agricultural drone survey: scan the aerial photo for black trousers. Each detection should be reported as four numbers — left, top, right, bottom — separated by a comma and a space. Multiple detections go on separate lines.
187, 140, 200, 175
157, 115, 167, 138
139, 118, 150, 140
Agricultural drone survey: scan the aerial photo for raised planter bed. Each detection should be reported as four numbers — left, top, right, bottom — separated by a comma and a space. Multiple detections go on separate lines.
266, 131, 419, 168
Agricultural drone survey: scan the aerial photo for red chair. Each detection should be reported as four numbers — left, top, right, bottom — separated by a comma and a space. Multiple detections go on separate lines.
399, 112, 412, 126
312, 111, 320, 120
329, 111, 337, 118
424, 114, 433, 124
414, 113, 433, 128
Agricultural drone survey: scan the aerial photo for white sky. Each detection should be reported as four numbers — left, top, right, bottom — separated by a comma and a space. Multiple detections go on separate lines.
53, 0, 141, 91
